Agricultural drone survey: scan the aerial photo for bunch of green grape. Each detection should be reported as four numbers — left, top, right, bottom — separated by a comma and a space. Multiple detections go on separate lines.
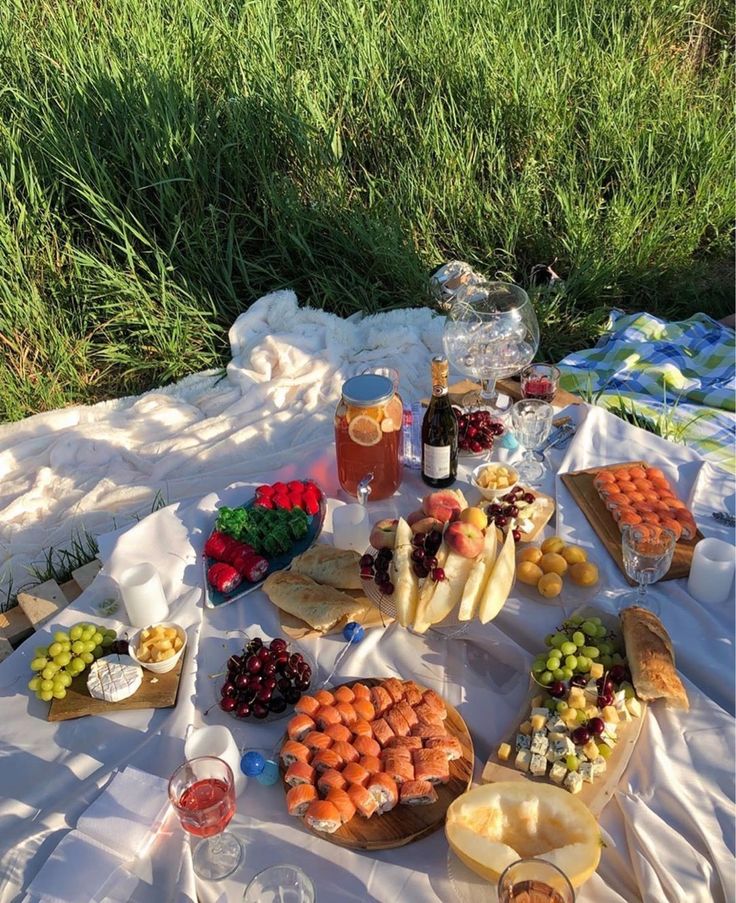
27, 623, 117, 702
531, 614, 625, 686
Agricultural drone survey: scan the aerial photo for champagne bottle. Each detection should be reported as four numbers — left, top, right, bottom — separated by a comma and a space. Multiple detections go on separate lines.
421, 355, 458, 487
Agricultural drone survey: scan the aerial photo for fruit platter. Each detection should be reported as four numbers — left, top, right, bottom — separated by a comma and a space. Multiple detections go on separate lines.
278, 677, 473, 850
470, 468, 556, 544
361, 489, 516, 634
203, 479, 327, 609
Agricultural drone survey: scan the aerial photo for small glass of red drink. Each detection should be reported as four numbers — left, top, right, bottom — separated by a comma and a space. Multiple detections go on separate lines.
169, 755, 242, 880
521, 363, 560, 403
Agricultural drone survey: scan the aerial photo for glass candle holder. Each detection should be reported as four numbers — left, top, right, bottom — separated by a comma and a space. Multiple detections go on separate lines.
498, 858, 575, 903
244, 864, 315, 903
521, 363, 561, 403
687, 537, 735, 604
118, 563, 169, 628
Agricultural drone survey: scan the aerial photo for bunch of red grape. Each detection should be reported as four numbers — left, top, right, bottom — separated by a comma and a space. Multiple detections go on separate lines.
219, 636, 311, 720
453, 408, 504, 454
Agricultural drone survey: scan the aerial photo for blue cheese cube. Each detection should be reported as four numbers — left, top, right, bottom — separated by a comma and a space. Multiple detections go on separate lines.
600, 731, 616, 749
579, 761, 594, 783
530, 731, 549, 755
549, 737, 575, 760
529, 753, 547, 776
516, 733, 531, 751
603, 721, 618, 737
515, 749, 531, 772
530, 707, 550, 719
564, 771, 583, 794
591, 756, 607, 778
546, 716, 566, 734
549, 762, 567, 784
548, 730, 568, 742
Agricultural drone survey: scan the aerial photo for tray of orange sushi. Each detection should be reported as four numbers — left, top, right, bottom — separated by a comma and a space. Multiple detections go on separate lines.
560, 461, 702, 583
278, 677, 474, 850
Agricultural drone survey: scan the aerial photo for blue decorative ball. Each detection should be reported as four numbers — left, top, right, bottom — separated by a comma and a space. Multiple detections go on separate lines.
241, 750, 265, 777
498, 431, 519, 450
256, 759, 280, 785
343, 621, 365, 644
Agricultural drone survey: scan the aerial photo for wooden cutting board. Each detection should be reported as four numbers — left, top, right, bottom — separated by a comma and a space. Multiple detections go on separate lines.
48, 654, 185, 722
280, 677, 474, 850
560, 461, 702, 583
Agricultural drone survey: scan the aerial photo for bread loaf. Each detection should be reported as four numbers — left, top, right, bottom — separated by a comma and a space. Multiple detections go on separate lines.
620, 606, 689, 710
289, 544, 362, 590
263, 570, 372, 632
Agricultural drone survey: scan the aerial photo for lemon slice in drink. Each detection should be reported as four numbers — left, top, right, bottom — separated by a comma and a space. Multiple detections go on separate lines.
348, 415, 382, 446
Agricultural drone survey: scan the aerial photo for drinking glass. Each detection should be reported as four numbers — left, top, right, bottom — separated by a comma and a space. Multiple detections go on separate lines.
244, 864, 315, 902
621, 524, 676, 611
169, 756, 242, 880
498, 858, 575, 903
442, 281, 540, 416
511, 399, 554, 484
521, 363, 560, 403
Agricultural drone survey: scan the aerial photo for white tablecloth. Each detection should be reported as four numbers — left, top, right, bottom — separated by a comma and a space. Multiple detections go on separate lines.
0, 404, 733, 903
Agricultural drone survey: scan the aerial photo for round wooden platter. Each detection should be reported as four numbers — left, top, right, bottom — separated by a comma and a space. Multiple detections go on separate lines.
279, 677, 474, 851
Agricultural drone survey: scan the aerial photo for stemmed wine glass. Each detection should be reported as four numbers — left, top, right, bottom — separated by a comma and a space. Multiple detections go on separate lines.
442, 281, 540, 416
511, 399, 554, 484
169, 755, 242, 880
621, 524, 676, 613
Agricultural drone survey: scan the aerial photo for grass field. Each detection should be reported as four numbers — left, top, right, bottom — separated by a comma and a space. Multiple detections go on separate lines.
0, 0, 733, 421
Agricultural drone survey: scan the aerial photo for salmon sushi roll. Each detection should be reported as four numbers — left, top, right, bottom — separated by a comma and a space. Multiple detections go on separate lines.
385, 707, 411, 737
627, 466, 647, 481
386, 735, 423, 752
645, 466, 666, 481
411, 721, 447, 740
366, 772, 399, 813
665, 497, 687, 511
633, 479, 654, 492
331, 740, 359, 766
315, 705, 342, 729
382, 757, 414, 785
593, 470, 615, 486
394, 700, 418, 727
286, 784, 317, 816
413, 749, 450, 784
294, 695, 320, 717
598, 483, 622, 498
347, 783, 379, 817
314, 689, 335, 706
402, 681, 423, 706
287, 714, 316, 742
333, 685, 355, 704
625, 491, 646, 504
325, 787, 356, 824
425, 736, 463, 760
400, 780, 438, 806
303, 730, 333, 754
351, 682, 371, 700
353, 734, 381, 758
342, 762, 370, 787
305, 799, 341, 833
324, 723, 352, 744
359, 754, 382, 775
382, 744, 411, 762
641, 512, 662, 526
616, 510, 643, 527
659, 516, 683, 540
280, 740, 311, 767
335, 702, 357, 725
370, 686, 392, 716
413, 702, 444, 725
616, 481, 636, 495
611, 469, 631, 482
351, 719, 373, 738
421, 689, 447, 717
311, 747, 343, 773
353, 698, 375, 722
285, 761, 316, 787
371, 718, 395, 747
382, 678, 405, 703
605, 497, 626, 513
317, 768, 347, 795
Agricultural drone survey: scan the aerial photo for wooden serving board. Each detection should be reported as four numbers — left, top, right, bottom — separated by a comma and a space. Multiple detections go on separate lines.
421, 378, 581, 409
48, 654, 185, 722
560, 461, 702, 583
277, 591, 394, 640
281, 678, 474, 850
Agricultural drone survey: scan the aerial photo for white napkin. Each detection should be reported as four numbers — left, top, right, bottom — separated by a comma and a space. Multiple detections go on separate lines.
76, 766, 170, 861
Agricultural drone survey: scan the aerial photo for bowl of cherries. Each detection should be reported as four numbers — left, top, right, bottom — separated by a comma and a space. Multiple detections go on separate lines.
216, 635, 314, 722
453, 407, 505, 456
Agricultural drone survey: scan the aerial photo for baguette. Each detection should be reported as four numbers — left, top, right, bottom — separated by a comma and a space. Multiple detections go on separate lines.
620, 606, 689, 710
289, 544, 363, 590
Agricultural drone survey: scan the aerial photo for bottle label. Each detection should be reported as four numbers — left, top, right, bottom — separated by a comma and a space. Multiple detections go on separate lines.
423, 444, 451, 479
432, 384, 448, 397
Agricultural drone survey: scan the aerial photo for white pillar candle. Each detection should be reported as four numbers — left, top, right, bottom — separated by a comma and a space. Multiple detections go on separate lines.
118, 563, 170, 628
185, 726, 246, 796
332, 503, 371, 552
687, 538, 735, 605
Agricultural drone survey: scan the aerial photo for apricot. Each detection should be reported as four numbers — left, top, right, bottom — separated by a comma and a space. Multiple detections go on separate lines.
539, 552, 568, 576
540, 536, 565, 555
518, 547, 543, 565
459, 506, 488, 531
518, 561, 544, 586
537, 573, 563, 598
561, 545, 587, 565
568, 562, 599, 587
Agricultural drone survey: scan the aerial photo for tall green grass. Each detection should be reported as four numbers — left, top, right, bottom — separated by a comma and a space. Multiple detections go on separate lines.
0, 0, 732, 420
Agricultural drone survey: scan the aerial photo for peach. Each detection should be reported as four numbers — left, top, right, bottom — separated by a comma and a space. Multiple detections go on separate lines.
407, 509, 427, 527
410, 516, 444, 536
445, 522, 485, 559
422, 491, 462, 524
369, 518, 399, 550
459, 506, 488, 530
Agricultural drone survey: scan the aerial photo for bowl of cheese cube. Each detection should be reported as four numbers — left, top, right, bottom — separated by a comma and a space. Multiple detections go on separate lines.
128, 622, 187, 673
471, 462, 519, 500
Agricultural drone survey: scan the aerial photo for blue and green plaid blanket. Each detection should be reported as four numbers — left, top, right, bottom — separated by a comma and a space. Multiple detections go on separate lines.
557, 311, 736, 473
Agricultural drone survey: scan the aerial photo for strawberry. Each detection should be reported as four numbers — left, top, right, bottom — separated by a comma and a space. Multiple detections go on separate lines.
303, 481, 323, 501
272, 494, 292, 510
303, 495, 320, 516
254, 496, 274, 509
207, 562, 242, 594
288, 490, 304, 508
272, 481, 288, 495
287, 480, 305, 493
256, 484, 275, 497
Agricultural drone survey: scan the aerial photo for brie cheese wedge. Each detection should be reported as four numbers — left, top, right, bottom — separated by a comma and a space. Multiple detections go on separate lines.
87, 655, 143, 703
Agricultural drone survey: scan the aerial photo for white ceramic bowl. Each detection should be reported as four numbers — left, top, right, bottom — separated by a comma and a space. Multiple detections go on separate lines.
128, 621, 187, 673
471, 463, 519, 501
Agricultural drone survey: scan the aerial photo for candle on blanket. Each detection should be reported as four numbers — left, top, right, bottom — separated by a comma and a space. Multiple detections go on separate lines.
117, 563, 170, 627
331, 503, 371, 552
687, 538, 735, 605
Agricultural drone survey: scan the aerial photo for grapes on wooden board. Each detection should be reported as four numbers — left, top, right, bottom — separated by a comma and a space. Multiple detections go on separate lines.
26, 622, 117, 704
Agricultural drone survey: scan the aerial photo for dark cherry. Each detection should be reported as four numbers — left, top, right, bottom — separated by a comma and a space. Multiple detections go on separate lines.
588, 717, 605, 736
359, 554, 375, 567
250, 637, 263, 649
248, 675, 263, 691
257, 646, 272, 661
496, 516, 508, 528
234, 674, 250, 689
598, 693, 614, 708
270, 638, 288, 653
508, 505, 519, 517
220, 697, 237, 712
412, 533, 426, 548
570, 676, 587, 688
290, 653, 303, 666
381, 581, 395, 595
432, 567, 446, 582
424, 556, 438, 569
262, 662, 276, 677
245, 654, 262, 674
413, 563, 429, 579
376, 548, 393, 562
571, 726, 591, 745
609, 664, 627, 683
252, 702, 269, 719
277, 677, 291, 692
360, 567, 374, 580
411, 547, 425, 563
523, 492, 535, 504
257, 686, 273, 702
262, 676, 277, 690
282, 665, 295, 679
274, 651, 289, 666
235, 702, 251, 718
549, 680, 566, 698
487, 504, 501, 516
268, 696, 287, 713
295, 678, 311, 691
285, 687, 302, 704
227, 655, 242, 672
221, 680, 236, 697
300, 666, 312, 682
512, 529, 522, 542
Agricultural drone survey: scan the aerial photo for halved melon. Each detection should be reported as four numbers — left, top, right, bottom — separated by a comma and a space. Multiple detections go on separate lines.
445, 782, 601, 888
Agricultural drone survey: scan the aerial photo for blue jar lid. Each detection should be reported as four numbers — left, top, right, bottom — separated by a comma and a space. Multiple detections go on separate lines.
342, 374, 393, 407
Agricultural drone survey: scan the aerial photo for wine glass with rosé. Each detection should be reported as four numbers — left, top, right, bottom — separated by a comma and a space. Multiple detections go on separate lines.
521, 363, 560, 403
169, 756, 242, 880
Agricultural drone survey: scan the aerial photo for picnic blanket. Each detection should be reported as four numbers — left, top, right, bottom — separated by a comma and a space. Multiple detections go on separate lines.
557, 311, 736, 473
